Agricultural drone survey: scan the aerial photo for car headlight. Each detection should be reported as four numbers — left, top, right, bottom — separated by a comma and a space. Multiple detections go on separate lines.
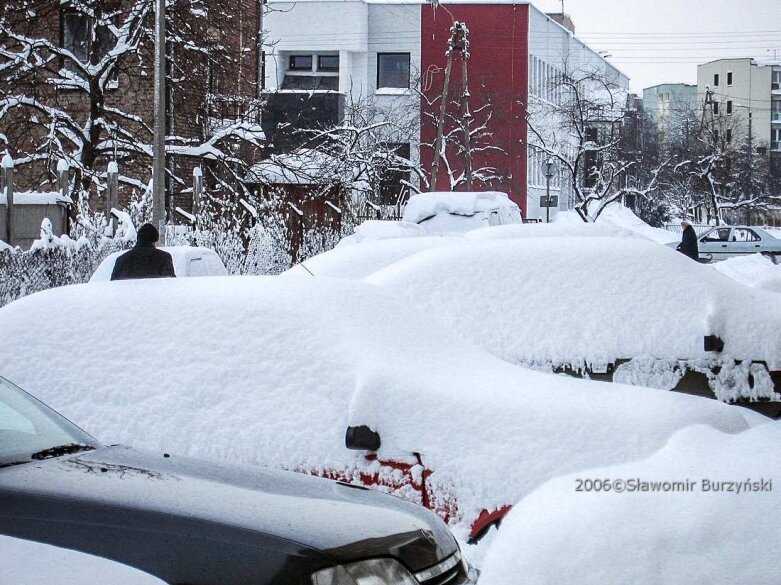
311, 558, 418, 585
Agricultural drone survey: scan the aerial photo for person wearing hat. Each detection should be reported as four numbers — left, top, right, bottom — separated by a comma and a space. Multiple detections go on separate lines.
676, 220, 699, 261
110, 223, 176, 280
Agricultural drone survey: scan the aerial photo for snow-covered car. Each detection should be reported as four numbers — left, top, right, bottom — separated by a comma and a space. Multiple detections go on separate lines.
666, 225, 781, 263
89, 246, 227, 281
0, 377, 473, 585
480, 423, 781, 585
1, 535, 167, 585
0, 277, 756, 544
401, 191, 523, 235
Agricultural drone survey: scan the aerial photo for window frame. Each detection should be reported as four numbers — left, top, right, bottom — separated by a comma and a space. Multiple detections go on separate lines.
726, 71, 733, 86
288, 54, 314, 72
317, 54, 340, 73
376, 52, 411, 90
713, 73, 720, 87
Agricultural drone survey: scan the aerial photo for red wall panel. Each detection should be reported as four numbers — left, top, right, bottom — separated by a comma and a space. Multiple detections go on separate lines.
420, 3, 529, 213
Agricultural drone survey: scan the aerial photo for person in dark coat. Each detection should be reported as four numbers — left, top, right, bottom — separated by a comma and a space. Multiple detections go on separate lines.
676, 220, 699, 261
110, 223, 176, 280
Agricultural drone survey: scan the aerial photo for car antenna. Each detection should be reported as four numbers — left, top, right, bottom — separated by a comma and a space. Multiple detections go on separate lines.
299, 262, 315, 277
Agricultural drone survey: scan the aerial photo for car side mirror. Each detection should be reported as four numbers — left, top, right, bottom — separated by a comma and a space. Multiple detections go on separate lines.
345, 425, 381, 451
704, 335, 724, 353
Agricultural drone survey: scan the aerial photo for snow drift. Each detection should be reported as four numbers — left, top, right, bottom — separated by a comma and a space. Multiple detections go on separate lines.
480, 423, 781, 585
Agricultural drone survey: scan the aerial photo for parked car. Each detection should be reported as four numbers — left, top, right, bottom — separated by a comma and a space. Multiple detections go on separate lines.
0, 277, 754, 547
401, 192, 524, 235
90, 246, 227, 281
666, 226, 781, 263
0, 376, 474, 585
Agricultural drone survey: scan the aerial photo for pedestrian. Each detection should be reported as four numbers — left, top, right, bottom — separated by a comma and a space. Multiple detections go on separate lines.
110, 223, 176, 280
676, 220, 699, 261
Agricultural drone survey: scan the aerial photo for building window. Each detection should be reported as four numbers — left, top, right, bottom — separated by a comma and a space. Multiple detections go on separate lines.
712, 101, 719, 115
377, 53, 410, 89
317, 55, 339, 73
714, 73, 720, 87
61, 10, 112, 70
727, 100, 733, 114
726, 129, 732, 143
772, 128, 780, 150
289, 55, 313, 71
772, 100, 781, 121
773, 70, 781, 91
727, 71, 733, 86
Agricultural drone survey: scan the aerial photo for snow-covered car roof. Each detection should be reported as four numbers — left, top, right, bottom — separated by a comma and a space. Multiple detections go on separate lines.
0, 277, 753, 529
1, 535, 165, 585
89, 246, 227, 282
361, 236, 781, 398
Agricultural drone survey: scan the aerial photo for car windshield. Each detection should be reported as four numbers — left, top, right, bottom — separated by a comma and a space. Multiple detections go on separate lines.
701, 228, 731, 242
0, 377, 97, 468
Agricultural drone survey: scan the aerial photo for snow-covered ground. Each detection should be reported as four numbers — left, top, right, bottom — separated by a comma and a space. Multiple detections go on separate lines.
480, 422, 781, 585
0, 277, 757, 540
0, 535, 165, 585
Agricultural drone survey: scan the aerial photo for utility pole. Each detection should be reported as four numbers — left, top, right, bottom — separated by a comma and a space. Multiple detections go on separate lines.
430, 23, 458, 191
152, 0, 166, 240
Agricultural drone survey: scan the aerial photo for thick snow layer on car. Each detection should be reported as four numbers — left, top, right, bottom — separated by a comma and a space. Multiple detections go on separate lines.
710, 253, 781, 293
364, 237, 781, 398
466, 221, 639, 240
89, 246, 227, 281
402, 192, 522, 234
338, 220, 427, 245
0, 277, 753, 531
480, 423, 781, 585
0, 535, 166, 585
284, 236, 464, 279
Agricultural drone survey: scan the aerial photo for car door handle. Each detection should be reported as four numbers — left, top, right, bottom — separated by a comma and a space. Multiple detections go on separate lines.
721, 244, 727, 247
755, 245, 760, 248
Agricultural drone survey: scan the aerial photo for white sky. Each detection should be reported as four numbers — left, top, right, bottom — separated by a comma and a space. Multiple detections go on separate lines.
530, 0, 781, 93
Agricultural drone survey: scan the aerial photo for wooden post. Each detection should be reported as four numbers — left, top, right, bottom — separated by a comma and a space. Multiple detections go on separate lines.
2, 154, 14, 245
107, 161, 119, 235
57, 159, 71, 237
460, 23, 473, 190
192, 166, 202, 223
430, 23, 459, 192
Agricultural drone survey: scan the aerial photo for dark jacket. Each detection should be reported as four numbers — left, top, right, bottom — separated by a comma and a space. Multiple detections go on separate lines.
110, 227, 176, 281
677, 225, 699, 261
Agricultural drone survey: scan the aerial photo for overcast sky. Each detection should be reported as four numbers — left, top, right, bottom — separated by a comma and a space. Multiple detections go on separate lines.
531, 0, 781, 93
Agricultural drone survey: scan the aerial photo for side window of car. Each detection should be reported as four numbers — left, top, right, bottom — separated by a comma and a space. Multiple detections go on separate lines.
702, 228, 730, 242
733, 229, 761, 242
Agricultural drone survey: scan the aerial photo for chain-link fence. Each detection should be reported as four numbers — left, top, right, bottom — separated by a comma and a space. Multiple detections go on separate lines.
0, 240, 128, 308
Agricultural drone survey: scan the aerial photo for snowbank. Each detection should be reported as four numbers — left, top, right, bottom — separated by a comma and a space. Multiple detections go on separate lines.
0, 277, 753, 532
0, 535, 165, 585
710, 253, 781, 293
480, 423, 781, 585
364, 237, 781, 399
556, 204, 678, 244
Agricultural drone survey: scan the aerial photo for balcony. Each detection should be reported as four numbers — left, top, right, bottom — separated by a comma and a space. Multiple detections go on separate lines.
772, 141, 781, 151
772, 111, 781, 123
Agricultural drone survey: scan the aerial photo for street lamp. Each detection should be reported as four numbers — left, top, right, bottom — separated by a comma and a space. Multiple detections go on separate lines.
152, 0, 166, 240
541, 158, 559, 223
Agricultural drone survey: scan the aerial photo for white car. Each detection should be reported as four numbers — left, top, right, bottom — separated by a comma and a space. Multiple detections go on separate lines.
90, 246, 227, 281
402, 191, 524, 235
667, 225, 781, 263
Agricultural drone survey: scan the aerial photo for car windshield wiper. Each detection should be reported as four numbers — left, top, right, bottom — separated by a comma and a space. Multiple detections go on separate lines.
30, 443, 96, 460
0, 460, 29, 469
